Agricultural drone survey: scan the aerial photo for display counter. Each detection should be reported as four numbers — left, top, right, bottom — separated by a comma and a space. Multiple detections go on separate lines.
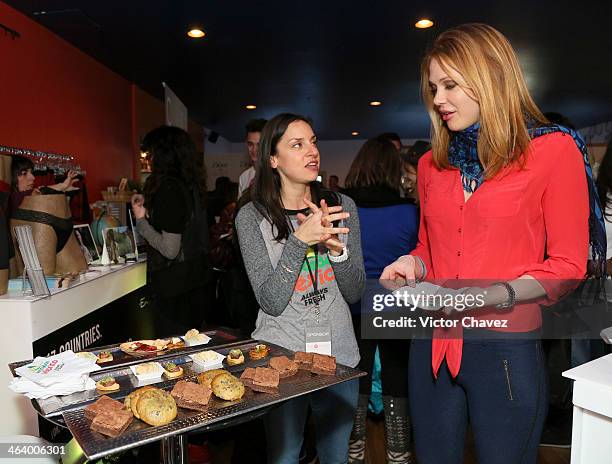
563, 353, 612, 463
0, 262, 146, 437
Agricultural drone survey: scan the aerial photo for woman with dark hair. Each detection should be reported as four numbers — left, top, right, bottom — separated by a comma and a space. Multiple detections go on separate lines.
9, 155, 79, 213
343, 136, 418, 463
235, 113, 365, 463
131, 125, 208, 335
381, 24, 596, 463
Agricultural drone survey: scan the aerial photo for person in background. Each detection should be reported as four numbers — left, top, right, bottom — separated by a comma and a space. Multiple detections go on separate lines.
131, 126, 209, 335
328, 174, 341, 192
400, 141, 430, 204
236, 113, 365, 463
238, 118, 268, 197
9, 155, 79, 215
207, 176, 231, 226
343, 135, 419, 463
378, 132, 402, 151
381, 23, 596, 463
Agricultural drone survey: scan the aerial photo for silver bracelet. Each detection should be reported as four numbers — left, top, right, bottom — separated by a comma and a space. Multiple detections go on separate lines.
492, 282, 516, 309
413, 255, 427, 283
328, 245, 349, 262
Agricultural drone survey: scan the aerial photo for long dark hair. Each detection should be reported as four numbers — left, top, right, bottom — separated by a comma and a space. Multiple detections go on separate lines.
251, 113, 339, 241
141, 126, 206, 209
345, 136, 403, 191
597, 140, 612, 219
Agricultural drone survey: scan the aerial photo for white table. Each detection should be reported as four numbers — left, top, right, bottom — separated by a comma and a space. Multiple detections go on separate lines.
563, 353, 612, 463
0, 262, 146, 437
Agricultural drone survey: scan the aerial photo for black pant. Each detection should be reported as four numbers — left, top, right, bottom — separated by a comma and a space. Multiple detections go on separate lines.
409, 338, 548, 464
352, 314, 410, 397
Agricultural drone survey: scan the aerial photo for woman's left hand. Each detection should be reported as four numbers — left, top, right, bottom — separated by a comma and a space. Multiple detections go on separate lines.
297, 198, 349, 255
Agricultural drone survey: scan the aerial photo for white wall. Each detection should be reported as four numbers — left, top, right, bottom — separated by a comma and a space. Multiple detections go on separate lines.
203, 131, 248, 189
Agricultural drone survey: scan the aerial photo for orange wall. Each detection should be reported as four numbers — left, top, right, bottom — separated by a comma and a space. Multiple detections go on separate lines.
0, 2, 134, 200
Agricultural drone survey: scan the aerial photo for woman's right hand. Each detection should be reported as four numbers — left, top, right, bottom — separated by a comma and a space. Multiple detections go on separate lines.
380, 255, 419, 290
131, 194, 146, 219
293, 209, 349, 246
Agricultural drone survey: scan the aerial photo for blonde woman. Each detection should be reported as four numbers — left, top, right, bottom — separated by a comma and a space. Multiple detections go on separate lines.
381, 24, 602, 463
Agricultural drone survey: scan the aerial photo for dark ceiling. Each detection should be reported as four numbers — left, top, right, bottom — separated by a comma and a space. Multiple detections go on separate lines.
6, 0, 612, 141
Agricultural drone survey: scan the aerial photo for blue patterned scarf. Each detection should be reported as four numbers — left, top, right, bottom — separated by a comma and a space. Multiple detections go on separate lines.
448, 122, 607, 275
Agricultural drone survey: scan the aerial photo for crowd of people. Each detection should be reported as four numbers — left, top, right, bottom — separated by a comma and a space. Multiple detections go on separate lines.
126, 23, 611, 464
0, 17, 607, 464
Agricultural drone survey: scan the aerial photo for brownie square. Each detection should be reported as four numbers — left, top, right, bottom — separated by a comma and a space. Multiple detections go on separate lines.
293, 351, 314, 370
269, 356, 299, 378
311, 353, 336, 375
90, 409, 133, 438
240, 367, 257, 388
171, 380, 213, 412
251, 367, 280, 393
84, 395, 124, 421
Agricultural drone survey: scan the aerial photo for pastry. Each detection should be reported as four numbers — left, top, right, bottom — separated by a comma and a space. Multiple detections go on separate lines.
171, 380, 213, 411
96, 351, 113, 364
226, 349, 245, 366
163, 362, 183, 379
136, 389, 178, 426
85, 395, 124, 421
269, 356, 298, 378
166, 338, 185, 350
197, 369, 229, 387
248, 344, 270, 360
124, 385, 156, 419
96, 375, 120, 392
91, 409, 133, 437
211, 373, 245, 401
184, 329, 210, 345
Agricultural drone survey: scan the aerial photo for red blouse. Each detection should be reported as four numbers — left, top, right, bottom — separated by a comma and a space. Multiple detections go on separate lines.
410, 132, 589, 377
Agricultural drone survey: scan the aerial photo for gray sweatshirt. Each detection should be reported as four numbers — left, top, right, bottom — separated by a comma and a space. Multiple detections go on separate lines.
235, 194, 365, 367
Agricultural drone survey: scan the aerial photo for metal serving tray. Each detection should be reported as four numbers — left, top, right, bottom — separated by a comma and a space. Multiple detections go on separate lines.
7, 329, 245, 420
63, 343, 363, 460
10, 337, 365, 462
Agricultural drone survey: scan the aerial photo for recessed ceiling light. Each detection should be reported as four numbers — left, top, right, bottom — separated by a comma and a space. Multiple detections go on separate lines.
351, 131, 359, 136
245, 104, 257, 110
369, 101, 382, 107
187, 28, 205, 38
415, 19, 434, 29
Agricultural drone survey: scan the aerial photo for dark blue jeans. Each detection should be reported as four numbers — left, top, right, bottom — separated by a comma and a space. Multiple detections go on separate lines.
263, 379, 358, 464
409, 337, 548, 464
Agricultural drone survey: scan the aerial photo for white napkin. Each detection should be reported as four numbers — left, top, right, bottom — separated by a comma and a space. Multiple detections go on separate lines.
10, 350, 100, 399
15, 351, 100, 387
9, 375, 96, 399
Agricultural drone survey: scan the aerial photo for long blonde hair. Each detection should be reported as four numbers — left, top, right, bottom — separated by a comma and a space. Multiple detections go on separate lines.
421, 23, 548, 178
